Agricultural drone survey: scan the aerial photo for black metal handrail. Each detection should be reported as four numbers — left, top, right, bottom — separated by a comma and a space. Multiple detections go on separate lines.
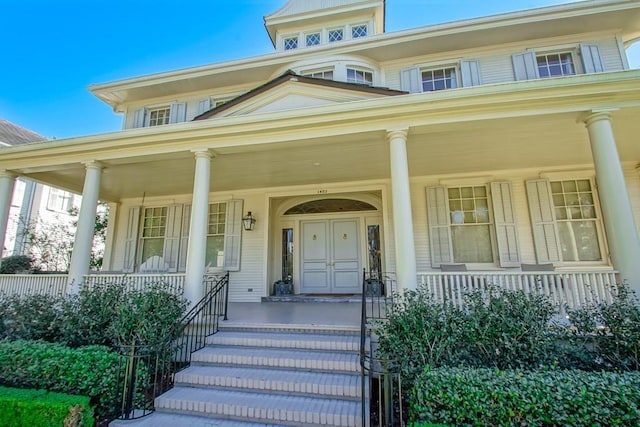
360, 269, 404, 426
117, 272, 230, 420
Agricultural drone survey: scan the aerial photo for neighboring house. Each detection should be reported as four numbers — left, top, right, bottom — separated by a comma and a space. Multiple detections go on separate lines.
0, 119, 81, 269
0, 0, 639, 303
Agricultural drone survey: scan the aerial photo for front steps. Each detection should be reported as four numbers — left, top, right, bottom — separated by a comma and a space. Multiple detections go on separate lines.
113, 324, 364, 427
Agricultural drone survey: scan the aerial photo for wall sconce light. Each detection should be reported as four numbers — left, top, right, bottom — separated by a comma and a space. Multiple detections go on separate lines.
242, 211, 256, 231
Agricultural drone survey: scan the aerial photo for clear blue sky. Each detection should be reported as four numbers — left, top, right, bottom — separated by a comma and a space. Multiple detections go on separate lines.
1, 0, 638, 140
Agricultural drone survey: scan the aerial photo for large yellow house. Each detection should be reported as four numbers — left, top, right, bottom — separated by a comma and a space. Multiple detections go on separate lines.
1, 0, 640, 305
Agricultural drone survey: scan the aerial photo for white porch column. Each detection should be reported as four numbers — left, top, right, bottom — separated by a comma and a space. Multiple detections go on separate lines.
584, 111, 640, 291
388, 129, 418, 291
0, 171, 17, 257
184, 149, 212, 305
68, 161, 103, 293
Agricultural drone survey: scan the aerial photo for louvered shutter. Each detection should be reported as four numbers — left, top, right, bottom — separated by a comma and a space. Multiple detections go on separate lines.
580, 44, 605, 74
426, 186, 453, 267
197, 98, 212, 115
178, 204, 191, 272
123, 207, 140, 272
401, 67, 421, 93
460, 60, 482, 87
526, 179, 562, 263
132, 108, 147, 128
162, 205, 183, 272
169, 102, 187, 124
512, 52, 539, 81
490, 182, 520, 267
223, 199, 244, 271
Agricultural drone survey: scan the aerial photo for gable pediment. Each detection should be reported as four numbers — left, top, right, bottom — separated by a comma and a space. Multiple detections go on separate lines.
194, 72, 405, 120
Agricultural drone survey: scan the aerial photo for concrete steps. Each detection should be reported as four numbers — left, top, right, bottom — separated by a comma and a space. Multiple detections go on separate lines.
112, 325, 364, 427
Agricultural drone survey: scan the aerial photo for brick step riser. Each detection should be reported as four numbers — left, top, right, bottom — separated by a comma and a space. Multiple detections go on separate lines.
154, 403, 362, 427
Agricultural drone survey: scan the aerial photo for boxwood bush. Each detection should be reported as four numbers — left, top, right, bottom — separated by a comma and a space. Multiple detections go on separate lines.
0, 386, 94, 427
0, 340, 121, 417
410, 367, 640, 426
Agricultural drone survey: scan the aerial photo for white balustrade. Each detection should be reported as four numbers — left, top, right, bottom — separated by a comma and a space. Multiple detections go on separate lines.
83, 273, 185, 295
417, 271, 618, 315
0, 274, 68, 296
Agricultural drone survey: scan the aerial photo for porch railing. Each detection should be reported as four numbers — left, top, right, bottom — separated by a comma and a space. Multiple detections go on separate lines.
0, 274, 67, 295
117, 272, 229, 420
418, 270, 618, 316
83, 273, 185, 295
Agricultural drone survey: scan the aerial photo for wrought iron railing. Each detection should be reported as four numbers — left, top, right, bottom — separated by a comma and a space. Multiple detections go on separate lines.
360, 270, 405, 427
116, 272, 229, 420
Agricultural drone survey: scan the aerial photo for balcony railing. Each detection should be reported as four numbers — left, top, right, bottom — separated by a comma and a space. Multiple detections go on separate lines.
418, 270, 618, 315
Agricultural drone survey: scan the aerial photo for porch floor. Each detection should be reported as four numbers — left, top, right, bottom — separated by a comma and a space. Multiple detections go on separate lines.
224, 302, 361, 329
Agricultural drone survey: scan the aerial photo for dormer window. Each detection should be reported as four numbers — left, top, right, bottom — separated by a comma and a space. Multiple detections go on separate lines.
306, 33, 321, 47
351, 24, 368, 39
328, 29, 344, 43
148, 107, 171, 126
536, 52, 575, 78
303, 68, 335, 80
347, 67, 373, 85
284, 36, 299, 50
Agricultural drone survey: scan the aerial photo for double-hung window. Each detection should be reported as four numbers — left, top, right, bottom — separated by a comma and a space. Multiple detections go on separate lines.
526, 178, 604, 264
148, 107, 171, 127
536, 52, 575, 78
206, 202, 227, 269
421, 67, 458, 92
140, 207, 167, 264
131, 102, 187, 128
401, 60, 481, 93
427, 182, 520, 268
513, 44, 604, 81
47, 188, 73, 213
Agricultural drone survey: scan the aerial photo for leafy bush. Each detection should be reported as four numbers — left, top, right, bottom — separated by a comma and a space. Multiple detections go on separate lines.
410, 367, 640, 426
565, 286, 640, 371
0, 293, 66, 342
0, 255, 34, 274
0, 340, 121, 417
462, 287, 557, 369
0, 386, 94, 427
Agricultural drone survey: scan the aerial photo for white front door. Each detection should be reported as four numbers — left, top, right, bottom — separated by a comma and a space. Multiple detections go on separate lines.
301, 219, 361, 294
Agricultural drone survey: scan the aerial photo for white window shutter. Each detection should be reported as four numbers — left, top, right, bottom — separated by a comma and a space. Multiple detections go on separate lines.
169, 102, 187, 124
162, 205, 183, 272
512, 52, 539, 81
178, 204, 191, 272
490, 182, 520, 267
401, 67, 421, 93
123, 207, 140, 272
525, 179, 562, 263
197, 98, 212, 115
580, 44, 605, 74
132, 108, 147, 128
223, 199, 244, 271
426, 186, 453, 267
460, 60, 482, 87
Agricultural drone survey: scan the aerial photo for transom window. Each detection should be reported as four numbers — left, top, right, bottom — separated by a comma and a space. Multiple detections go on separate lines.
306, 33, 321, 47
206, 202, 227, 269
551, 179, 601, 261
351, 24, 368, 39
347, 68, 373, 85
422, 67, 457, 92
283, 36, 298, 50
328, 29, 344, 43
141, 207, 167, 263
303, 69, 334, 80
448, 186, 493, 263
148, 107, 170, 127
537, 52, 575, 78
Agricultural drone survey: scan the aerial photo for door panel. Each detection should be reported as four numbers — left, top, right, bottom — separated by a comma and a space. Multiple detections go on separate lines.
301, 219, 361, 294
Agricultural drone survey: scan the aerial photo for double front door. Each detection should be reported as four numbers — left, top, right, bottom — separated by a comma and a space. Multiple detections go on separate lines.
301, 219, 361, 294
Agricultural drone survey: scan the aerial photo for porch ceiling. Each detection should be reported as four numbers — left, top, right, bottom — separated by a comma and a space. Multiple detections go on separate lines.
19, 106, 640, 202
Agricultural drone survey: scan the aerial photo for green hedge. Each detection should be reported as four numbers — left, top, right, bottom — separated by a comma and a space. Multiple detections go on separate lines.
0, 340, 121, 417
410, 367, 640, 426
0, 386, 93, 427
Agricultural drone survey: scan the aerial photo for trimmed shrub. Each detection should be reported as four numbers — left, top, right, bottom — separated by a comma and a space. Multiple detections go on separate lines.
0, 255, 34, 274
0, 340, 121, 417
0, 293, 66, 342
410, 367, 640, 426
0, 386, 94, 427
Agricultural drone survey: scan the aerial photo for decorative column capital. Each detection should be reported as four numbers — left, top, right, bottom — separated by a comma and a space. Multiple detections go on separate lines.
82, 160, 104, 171
387, 128, 409, 141
582, 109, 618, 127
191, 149, 213, 160
0, 170, 17, 179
